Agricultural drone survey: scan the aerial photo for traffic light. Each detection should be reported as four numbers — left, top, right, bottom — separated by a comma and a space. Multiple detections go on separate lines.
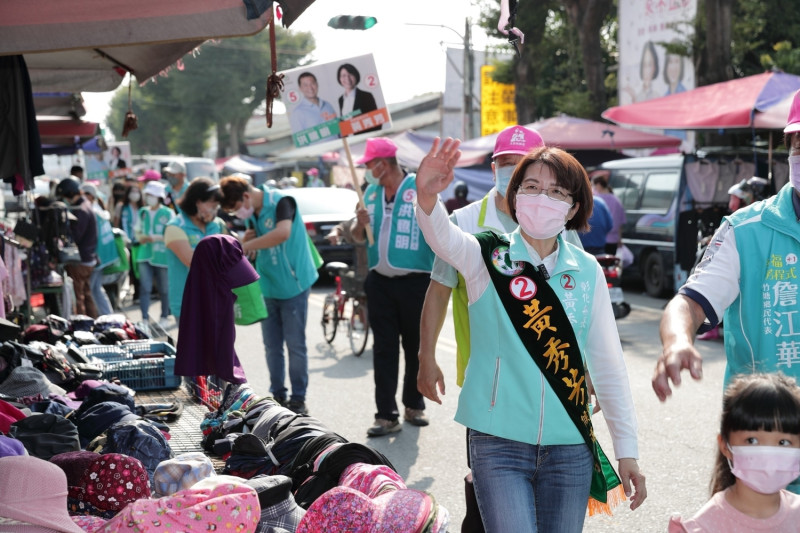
327, 15, 377, 30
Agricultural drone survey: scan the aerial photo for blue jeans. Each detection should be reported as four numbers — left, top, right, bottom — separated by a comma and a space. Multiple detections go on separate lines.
469, 430, 593, 533
89, 266, 113, 316
261, 289, 309, 402
138, 262, 169, 320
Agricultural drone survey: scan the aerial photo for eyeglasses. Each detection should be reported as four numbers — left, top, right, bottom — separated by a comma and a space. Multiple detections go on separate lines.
517, 183, 573, 203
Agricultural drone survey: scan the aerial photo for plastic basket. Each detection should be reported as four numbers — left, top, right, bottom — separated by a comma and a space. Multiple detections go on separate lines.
120, 340, 176, 357
97, 356, 181, 391
80, 344, 128, 362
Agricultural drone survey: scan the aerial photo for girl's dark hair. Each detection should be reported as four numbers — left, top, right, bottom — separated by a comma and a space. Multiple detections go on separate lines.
179, 177, 222, 216
504, 146, 593, 231
710, 372, 800, 494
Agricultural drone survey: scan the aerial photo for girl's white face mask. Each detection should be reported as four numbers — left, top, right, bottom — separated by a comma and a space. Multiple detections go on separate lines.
727, 444, 800, 494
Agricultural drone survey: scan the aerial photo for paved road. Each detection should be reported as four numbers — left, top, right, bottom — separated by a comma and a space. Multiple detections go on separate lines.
140, 281, 726, 531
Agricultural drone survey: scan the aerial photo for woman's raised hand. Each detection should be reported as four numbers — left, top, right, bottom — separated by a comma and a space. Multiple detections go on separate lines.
416, 137, 461, 215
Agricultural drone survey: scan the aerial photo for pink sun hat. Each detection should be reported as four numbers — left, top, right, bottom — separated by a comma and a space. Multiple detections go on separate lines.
356, 137, 398, 164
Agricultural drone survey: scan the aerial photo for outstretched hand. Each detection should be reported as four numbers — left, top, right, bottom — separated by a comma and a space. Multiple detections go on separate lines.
416, 137, 461, 214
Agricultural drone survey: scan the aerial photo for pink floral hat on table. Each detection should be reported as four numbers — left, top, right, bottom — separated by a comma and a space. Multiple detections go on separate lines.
97, 475, 260, 532
339, 462, 407, 497
297, 485, 449, 533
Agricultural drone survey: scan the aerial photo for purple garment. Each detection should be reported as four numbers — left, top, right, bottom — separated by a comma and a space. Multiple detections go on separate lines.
595, 192, 626, 245
175, 235, 260, 383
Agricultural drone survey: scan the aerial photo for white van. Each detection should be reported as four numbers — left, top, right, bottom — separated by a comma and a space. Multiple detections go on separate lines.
601, 149, 787, 297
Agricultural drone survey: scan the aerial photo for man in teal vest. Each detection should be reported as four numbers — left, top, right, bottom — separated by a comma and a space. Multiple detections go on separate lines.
656, 90, 800, 425
353, 137, 435, 437
220, 175, 318, 416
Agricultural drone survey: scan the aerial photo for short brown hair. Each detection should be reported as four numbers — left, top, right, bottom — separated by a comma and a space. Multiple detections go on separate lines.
505, 146, 593, 232
219, 176, 252, 210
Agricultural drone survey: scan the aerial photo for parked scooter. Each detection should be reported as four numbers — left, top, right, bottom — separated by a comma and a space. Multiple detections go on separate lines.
595, 254, 631, 319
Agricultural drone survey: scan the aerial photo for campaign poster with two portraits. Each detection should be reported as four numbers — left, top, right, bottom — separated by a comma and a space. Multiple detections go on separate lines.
282, 54, 392, 148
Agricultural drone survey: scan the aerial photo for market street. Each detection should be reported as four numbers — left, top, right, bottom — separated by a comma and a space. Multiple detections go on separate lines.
140, 283, 727, 531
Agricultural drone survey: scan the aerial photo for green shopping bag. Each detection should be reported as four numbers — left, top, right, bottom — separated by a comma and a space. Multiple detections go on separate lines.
232, 280, 268, 325
103, 231, 130, 275
307, 233, 323, 269
130, 244, 141, 279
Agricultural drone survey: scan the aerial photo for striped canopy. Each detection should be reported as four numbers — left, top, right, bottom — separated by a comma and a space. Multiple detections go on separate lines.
603, 71, 800, 131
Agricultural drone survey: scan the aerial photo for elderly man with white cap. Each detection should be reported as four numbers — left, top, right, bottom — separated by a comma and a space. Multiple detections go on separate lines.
135, 180, 174, 328
655, 89, 800, 489
163, 160, 188, 213
352, 137, 436, 437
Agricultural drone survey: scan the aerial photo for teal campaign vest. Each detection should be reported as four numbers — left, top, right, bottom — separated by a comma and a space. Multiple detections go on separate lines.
363, 174, 435, 272
724, 184, 800, 385
165, 213, 224, 318
95, 212, 119, 270
252, 186, 318, 299
472, 231, 622, 505
457, 229, 597, 447
137, 206, 173, 267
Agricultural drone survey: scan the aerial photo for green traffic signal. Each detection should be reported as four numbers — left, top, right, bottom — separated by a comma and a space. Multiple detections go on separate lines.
327, 15, 377, 30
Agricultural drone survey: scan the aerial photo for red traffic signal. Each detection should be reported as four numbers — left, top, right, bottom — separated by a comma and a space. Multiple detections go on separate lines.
327, 15, 377, 30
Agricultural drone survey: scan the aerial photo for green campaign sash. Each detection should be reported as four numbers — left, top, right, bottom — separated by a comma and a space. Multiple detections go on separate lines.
476, 232, 622, 507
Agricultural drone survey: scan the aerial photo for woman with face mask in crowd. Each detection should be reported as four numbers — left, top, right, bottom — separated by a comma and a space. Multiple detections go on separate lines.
135, 181, 174, 328
164, 178, 225, 322
115, 183, 144, 302
414, 139, 647, 532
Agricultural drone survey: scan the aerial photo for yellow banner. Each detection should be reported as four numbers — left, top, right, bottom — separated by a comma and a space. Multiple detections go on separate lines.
480, 65, 517, 136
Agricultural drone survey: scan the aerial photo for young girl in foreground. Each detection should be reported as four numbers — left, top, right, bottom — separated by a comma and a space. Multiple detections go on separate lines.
669, 373, 800, 532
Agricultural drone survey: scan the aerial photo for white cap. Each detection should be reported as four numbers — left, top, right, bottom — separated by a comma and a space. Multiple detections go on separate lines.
144, 181, 167, 199
164, 161, 186, 175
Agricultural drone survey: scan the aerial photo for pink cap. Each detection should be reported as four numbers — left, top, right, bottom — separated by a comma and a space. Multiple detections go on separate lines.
785, 90, 800, 134
138, 169, 162, 182
307, 167, 319, 176
356, 138, 398, 164
493, 125, 544, 158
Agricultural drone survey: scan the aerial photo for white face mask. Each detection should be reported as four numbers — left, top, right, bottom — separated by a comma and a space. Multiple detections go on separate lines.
364, 170, 380, 185
129, 191, 141, 203
515, 194, 572, 240
789, 154, 800, 192
727, 444, 800, 494
146, 195, 160, 207
494, 166, 514, 198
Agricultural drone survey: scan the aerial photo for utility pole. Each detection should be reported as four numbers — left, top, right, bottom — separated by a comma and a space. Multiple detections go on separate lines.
464, 17, 475, 140
406, 20, 477, 140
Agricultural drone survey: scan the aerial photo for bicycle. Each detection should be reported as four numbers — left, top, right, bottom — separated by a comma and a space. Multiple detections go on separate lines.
320, 261, 370, 356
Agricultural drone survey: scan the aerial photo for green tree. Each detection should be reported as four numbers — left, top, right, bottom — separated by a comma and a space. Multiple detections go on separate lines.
478, 1, 617, 122
107, 26, 314, 157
